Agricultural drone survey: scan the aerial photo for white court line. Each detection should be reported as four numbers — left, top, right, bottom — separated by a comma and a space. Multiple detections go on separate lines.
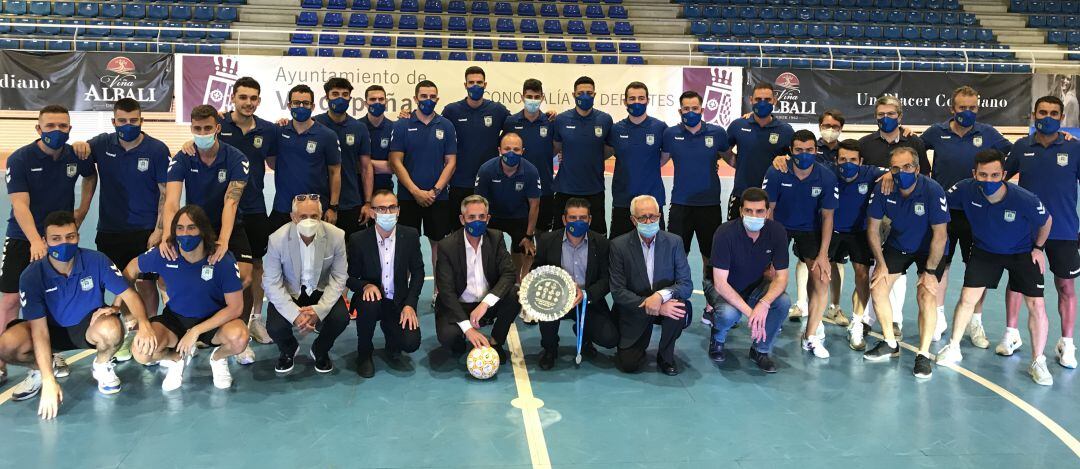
0, 349, 95, 406
506, 323, 552, 469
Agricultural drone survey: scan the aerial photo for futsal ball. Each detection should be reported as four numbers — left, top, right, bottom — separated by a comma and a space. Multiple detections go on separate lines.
466, 346, 500, 379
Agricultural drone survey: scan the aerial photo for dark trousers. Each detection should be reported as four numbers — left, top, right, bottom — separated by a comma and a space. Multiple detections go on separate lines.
538, 300, 619, 350
609, 206, 665, 240
435, 293, 521, 351
353, 297, 422, 357
552, 192, 607, 235
615, 299, 693, 372
266, 289, 350, 358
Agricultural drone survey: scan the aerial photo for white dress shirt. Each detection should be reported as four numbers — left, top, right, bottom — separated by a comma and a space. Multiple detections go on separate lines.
298, 234, 317, 294
377, 228, 396, 300
640, 235, 672, 303
458, 236, 500, 332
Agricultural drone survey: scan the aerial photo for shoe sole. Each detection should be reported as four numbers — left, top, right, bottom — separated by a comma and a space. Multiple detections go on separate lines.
996, 343, 1022, 356
53, 368, 69, 379
12, 387, 41, 401
863, 352, 900, 362
309, 350, 333, 374
97, 384, 122, 395
913, 371, 933, 379
276, 348, 300, 374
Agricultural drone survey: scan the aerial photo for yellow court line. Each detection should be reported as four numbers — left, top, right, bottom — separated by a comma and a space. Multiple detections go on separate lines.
0, 349, 95, 406
506, 323, 553, 469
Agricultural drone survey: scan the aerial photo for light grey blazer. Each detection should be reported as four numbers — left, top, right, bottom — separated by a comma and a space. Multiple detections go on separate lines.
262, 220, 348, 323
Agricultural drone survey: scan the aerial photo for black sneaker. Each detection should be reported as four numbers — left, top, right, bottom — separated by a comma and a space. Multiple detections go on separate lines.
580, 342, 598, 359
708, 340, 726, 363
356, 354, 375, 378
749, 349, 776, 373
275, 347, 298, 373
913, 353, 933, 379
863, 340, 900, 362
538, 348, 557, 370
310, 350, 334, 373
493, 345, 510, 364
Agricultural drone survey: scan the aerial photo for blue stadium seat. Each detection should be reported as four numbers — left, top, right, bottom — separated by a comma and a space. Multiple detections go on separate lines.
520, 18, 539, 33
302, 0, 322, 8
29, 0, 49, 15
147, 5, 168, 20
940, 26, 956, 40
494, 1, 511, 15
618, 39, 639, 52
613, 21, 632, 35
421, 50, 440, 59
448, 37, 467, 48
550, 54, 569, 63
292, 30, 314, 43
76, 2, 97, 17
349, 13, 369, 27
353, 0, 371, 9
471, 1, 488, 14
54, 1, 74, 16
76, 40, 96, 51
159, 21, 182, 39
518, 2, 535, 16
608, 5, 627, 18
134, 21, 157, 38
400, 0, 418, 11
328, 0, 347, 9
48, 40, 72, 50
297, 11, 318, 26
397, 34, 416, 47
575, 55, 594, 64
3, 0, 26, 14
522, 38, 542, 50
834, 9, 851, 21
567, 20, 586, 35
586, 4, 604, 17
976, 28, 993, 41
37, 18, 61, 35
397, 50, 415, 59
83, 19, 107, 37
319, 31, 340, 44
546, 38, 566, 51
589, 20, 609, 35
109, 20, 132, 37
447, 0, 465, 13
500, 52, 519, 61
423, 15, 442, 29
209, 23, 230, 40
691, 20, 708, 35
345, 34, 365, 45
371, 34, 390, 46
925, 11, 941, 23
325, 12, 344, 27
173, 43, 196, 54
827, 24, 843, 37
472, 16, 490, 31
217, 7, 238, 22
448, 16, 466, 30
473, 38, 492, 49
373, 13, 393, 28
571, 38, 590, 52
496, 17, 514, 32
474, 51, 493, 61
343, 48, 362, 57
447, 51, 467, 60
921, 26, 938, 40
563, 4, 581, 17
399, 14, 417, 29
1048, 30, 1065, 43
318, 47, 335, 57
543, 19, 562, 34
540, 2, 557, 16
902, 26, 919, 40
376, 0, 394, 11
626, 56, 644, 64
170, 6, 192, 21
684, 5, 702, 18
595, 38, 615, 52
369, 49, 388, 58
942, 12, 958, 24
600, 55, 617, 64
525, 53, 544, 62
424, 0, 442, 12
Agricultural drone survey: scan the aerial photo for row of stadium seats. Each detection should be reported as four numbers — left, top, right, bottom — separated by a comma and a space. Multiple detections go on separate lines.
289, 32, 640, 52
705, 55, 1032, 73
0, 2, 238, 21
0, 20, 232, 40
286, 47, 642, 63
296, 13, 632, 34
1009, 0, 1080, 13
1047, 30, 1080, 45
692, 21, 995, 42
302, 0, 622, 13
697, 37, 1012, 59
674, 0, 961, 9
0, 37, 223, 53
684, 6, 977, 25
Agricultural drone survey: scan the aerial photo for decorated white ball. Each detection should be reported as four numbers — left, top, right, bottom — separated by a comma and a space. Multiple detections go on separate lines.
466, 346, 501, 379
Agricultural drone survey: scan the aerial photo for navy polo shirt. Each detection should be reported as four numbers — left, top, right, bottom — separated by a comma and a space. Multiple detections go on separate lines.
5, 141, 96, 240
552, 108, 614, 195
361, 115, 395, 190
166, 143, 250, 230
473, 157, 541, 219
138, 248, 242, 319
763, 162, 839, 232
503, 111, 555, 196
923, 120, 1012, 192
710, 218, 789, 295
834, 165, 887, 232
87, 132, 170, 232
815, 138, 838, 170
273, 121, 342, 214
218, 113, 280, 216
1005, 134, 1080, 241
663, 123, 731, 206
867, 174, 951, 255
442, 99, 511, 189
606, 116, 669, 208
19, 248, 128, 327
726, 117, 795, 193
388, 112, 458, 201
947, 179, 1048, 255
315, 112, 372, 210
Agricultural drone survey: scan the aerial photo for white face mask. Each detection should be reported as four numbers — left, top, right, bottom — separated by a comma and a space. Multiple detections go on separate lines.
297, 218, 319, 237
820, 128, 841, 143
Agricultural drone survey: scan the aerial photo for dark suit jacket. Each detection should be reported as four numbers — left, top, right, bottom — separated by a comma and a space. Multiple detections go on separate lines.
532, 230, 609, 306
435, 228, 517, 324
346, 225, 425, 311
609, 230, 693, 345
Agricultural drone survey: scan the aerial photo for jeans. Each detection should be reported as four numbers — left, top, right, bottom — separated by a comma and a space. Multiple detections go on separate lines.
711, 283, 789, 354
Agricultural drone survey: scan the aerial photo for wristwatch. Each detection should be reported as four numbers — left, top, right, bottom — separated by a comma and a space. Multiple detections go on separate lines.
327, 204, 339, 211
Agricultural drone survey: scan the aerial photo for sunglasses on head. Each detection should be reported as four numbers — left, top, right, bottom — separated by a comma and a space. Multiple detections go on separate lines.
294, 194, 320, 201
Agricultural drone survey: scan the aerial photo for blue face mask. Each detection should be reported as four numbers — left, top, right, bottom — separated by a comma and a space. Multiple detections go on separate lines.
838, 161, 860, 179
575, 93, 594, 111
501, 151, 521, 167
367, 102, 386, 117
467, 85, 485, 101
636, 220, 660, 239
115, 124, 141, 142
291, 106, 312, 122
896, 171, 917, 190
742, 216, 765, 233
978, 180, 1003, 195
524, 98, 542, 114
176, 235, 202, 252
193, 133, 215, 150
1035, 116, 1061, 135
627, 103, 647, 117
681, 111, 702, 127
878, 116, 899, 133
417, 99, 437, 115
329, 97, 350, 114
565, 219, 590, 238
40, 129, 69, 150
955, 109, 977, 128
793, 152, 816, 170
752, 100, 773, 118
48, 242, 78, 262
464, 220, 487, 237
375, 213, 397, 232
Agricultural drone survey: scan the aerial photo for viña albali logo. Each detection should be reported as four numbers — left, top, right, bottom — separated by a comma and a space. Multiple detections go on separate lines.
772, 72, 818, 119
82, 56, 161, 105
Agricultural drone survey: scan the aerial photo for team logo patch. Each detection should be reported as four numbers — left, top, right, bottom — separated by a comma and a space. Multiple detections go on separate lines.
705, 136, 714, 148
1004, 210, 1016, 222
345, 134, 355, 146
217, 169, 227, 183
594, 126, 603, 138
973, 136, 983, 148
811, 186, 822, 197
137, 158, 149, 172
515, 182, 524, 191
539, 127, 548, 138
79, 276, 93, 292
769, 133, 779, 144
201, 265, 214, 281
306, 141, 317, 154
66, 164, 77, 178
646, 134, 655, 146
1058, 153, 1069, 167
914, 202, 925, 216
253, 136, 264, 149
435, 129, 444, 140
858, 183, 869, 194
380, 137, 389, 149
484, 116, 493, 127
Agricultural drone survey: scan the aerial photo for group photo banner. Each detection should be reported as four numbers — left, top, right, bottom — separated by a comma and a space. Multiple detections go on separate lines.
0, 50, 173, 112
743, 68, 1034, 127
176, 55, 743, 126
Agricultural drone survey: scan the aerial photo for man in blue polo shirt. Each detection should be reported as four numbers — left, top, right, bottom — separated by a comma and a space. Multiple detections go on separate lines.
389, 79, 458, 275
709, 188, 791, 373
815, 109, 845, 169
863, 147, 950, 380
362, 85, 396, 193
0, 104, 96, 383
922, 86, 1012, 346
552, 76, 614, 235
315, 77, 373, 239
503, 78, 556, 232
270, 84, 343, 231
475, 132, 541, 279
0, 211, 154, 418
937, 149, 1055, 385
443, 66, 511, 230
1003, 95, 1080, 369
724, 82, 794, 221
607, 81, 669, 239
763, 129, 838, 359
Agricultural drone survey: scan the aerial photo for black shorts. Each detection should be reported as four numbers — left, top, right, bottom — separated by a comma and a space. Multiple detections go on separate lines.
963, 247, 1044, 297
241, 212, 273, 259
151, 307, 221, 345
96, 230, 152, 271
399, 199, 452, 240
448, 187, 474, 230
269, 210, 292, 234
668, 204, 723, 257
829, 230, 873, 265
8, 313, 118, 352
489, 217, 528, 253
0, 237, 31, 294
335, 205, 364, 241
882, 245, 946, 280
787, 230, 822, 261
727, 194, 742, 222
536, 194, 556, 233
945, 209, 973, 265
1046, 238, 1080, 279
552, 192, 607, 236
227, 223, 254, 264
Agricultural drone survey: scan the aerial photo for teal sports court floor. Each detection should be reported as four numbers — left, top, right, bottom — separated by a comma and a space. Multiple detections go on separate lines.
1, 176, 1078, 469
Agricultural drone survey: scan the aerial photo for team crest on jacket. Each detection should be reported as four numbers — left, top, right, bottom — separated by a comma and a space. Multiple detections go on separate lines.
346, 134, 355, 146
973, 136, 983, 148
66, 164, 77, 177
484, 116, 493, 127
705, 136, 714, 148
79, 277, 93, 291
435, 129, 444, 140
1059, 153, 1069, 166
515, 182, 524, 191
217, 169, 227, 183
858, 183, 869, 194
811, 186, 822, 197
306, 141, 317, 154
380, 137, 389, 149
1004, 210, 1016, 222
137, 158, 149, 172
914, 203, 925, 216
253, 136, 264, 149
646, 134, 655, 146
539, 127, 548, 138
201, 265, 214, 281
769, 133, 779, 144
594, 126, 603, 138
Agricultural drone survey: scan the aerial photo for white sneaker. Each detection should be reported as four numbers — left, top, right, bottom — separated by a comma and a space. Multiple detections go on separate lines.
12, 370, 42, 401
802, 336, 831, 359
235, 343, 256, 365
114, 333, 134, 362
92, 360, 122, 395
967, 318, 990, 349
825, 304, 849, 327
1029, 355, 1054, 386
700, 308, 713, 327
935, 342, 963, 366
160, 358, 186, 391
52, 354, 69, 378
209, 347, 233, 389
995, 329, 1023, 356
1056, 339, 1077, 369
848, 320, 867, 351
248, 313, 273, 344
933, 310, 948, 342
0, 365, 7, 386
